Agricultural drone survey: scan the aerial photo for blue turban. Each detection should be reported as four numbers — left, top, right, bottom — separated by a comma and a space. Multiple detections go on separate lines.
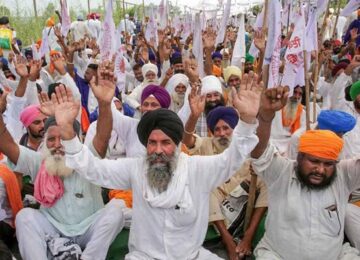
211, 51, 223, 60
206, 106, 239, 134
318, 110, 356, 134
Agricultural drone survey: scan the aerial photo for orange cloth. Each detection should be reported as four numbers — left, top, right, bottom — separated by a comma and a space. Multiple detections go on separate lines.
46, 17, 55, 27
353, 200, 360, 207
298, 130, 344, 160
0, 153, 3, 161
212, 65, 222, 77
109, 190, 132, 208
81, 106, 90, 133
0, 164, 23, 227
281, 104, 303, 134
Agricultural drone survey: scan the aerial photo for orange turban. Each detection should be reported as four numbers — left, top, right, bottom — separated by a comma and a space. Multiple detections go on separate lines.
46, 17, 55, 27
298, 130, 344, 160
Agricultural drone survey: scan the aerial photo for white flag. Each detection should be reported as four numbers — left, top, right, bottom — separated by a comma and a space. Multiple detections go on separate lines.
193, 13, 205, 78
231, 14, 245, 69
60, 0, 71, 37
341, 0, 360, 17
159, 0, 168, 30
282, 11, 306, 93
264, 0, 282, 66
114, 47, 126, 93
39, 29, 49, 58
100, 0, 116, 61
215, 0, 231, 46
305, 4, 318, 52
248, 8, 264, 58
317, 0, 329, 17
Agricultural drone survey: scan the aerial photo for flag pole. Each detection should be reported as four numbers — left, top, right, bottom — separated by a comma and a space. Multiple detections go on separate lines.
332, 0, 342, 39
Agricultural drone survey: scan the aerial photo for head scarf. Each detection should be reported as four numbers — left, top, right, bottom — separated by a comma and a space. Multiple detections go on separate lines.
331, 62, 348, 77
245, 53, 255, 64
142, 63, 158, 78
212, 52, 223, 60
298, 130, 344, 160
201, 75, 223, 95
223, 66, 242, 83
20, 105, 41, 128
137, 108, 184, 146
165, 74, 189, 94
46, 17, 55, 27
141, 85, 171, 108
170, 52, 183, 65
350, 80, 360, 101
206, 106, 239, 134
317, 110, 356, 133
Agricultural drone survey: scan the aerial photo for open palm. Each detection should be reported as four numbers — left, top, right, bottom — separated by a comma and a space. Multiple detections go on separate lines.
52, 85, 80, 127
188, 82, 205, 118
90, 61, 116, 104
232, 72, 263, 119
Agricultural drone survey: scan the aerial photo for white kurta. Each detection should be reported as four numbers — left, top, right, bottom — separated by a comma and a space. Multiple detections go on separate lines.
252, 144, 360, 260
63, 120, 259, 259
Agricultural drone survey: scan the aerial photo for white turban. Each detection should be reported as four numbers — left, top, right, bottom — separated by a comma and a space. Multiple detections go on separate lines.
142, 63, 158, 78
201, 75, 223, 95
165, 74, 189, 94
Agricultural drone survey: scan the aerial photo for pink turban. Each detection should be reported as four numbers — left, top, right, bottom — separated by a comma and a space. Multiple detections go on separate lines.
141, 85, 171, 109
20, 105, 41, 128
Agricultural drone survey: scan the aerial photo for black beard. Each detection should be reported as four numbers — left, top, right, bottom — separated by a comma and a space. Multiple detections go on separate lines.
296, 166, 337, 190
174, 69, 185, 74
204, 96, 225, 116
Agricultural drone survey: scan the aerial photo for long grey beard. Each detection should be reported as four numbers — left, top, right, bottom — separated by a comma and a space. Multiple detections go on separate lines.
213, 136, 231, 153
146, 150, 179, 193
41, 143, 73, 177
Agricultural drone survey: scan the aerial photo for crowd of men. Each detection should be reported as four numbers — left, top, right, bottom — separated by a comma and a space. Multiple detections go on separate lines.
0, 2, 360, 260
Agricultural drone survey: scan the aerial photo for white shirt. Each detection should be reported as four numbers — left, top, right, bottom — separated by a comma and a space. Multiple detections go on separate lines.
252, 144, 360, 260
64, 120, 259, 259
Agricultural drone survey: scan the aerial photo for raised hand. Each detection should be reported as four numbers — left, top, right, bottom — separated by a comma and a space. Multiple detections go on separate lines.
38, 92, 55, 116
52, 85, 80, 129
260, 86, 289, 115
14, 55, 29, 78
232, 72, 264, 123
29, 60, 42, 81
202, 28, 216, 50
50, 52, 66, 75
89, 60, 116, 105
253, 30, 266, 53
188, 81, 205, 118
184, 58, 199, 83
54, 26, 62, 40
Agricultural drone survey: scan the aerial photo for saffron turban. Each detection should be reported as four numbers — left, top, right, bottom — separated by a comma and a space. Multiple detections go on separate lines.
298, 130, 344, 160
142, 63, 158, 77
318, 110, 356, 134
141, 85, 171, 109
201, 75, 223, 95
350, 80, 360, 101
137, 108, 184, 146
223, 66, 242, 83
206, 106, 239, 134
20, 105, 41, 128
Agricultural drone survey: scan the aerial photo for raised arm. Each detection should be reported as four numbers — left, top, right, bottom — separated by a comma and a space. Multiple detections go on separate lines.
251, 86, 289, 159
182, 82, 205, 149
0, 92, 20, 164
89, 61, 116, 158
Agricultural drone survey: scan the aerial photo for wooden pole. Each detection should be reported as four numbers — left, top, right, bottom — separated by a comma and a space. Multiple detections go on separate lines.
244, 0, 269, 234
261, 0, 269, 87
304, 50, 311, 130
318, 0, 331, 49
332, 0, 342, 39
123, 0, 127, 35
312, 50, 318, 123
33, 0, 38, 18
88, 0, 91, 14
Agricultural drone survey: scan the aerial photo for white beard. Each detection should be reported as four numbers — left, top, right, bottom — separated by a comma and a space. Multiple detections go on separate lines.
41, 145, 73, 177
